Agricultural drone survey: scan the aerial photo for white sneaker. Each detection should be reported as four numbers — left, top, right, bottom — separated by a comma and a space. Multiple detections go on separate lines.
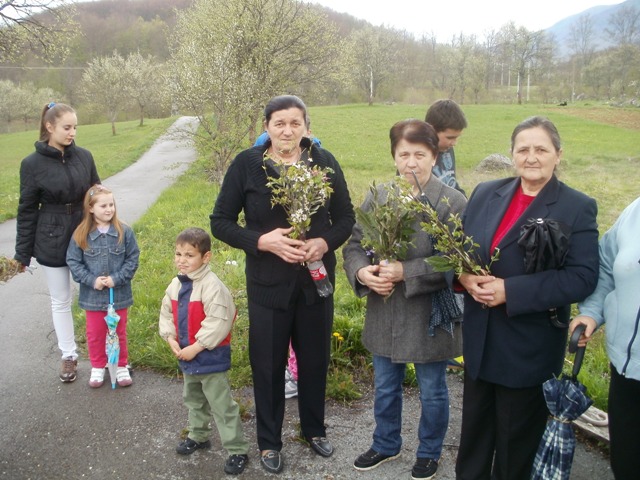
116, 366, 132, 387
285, 379, 298, 399
89, 368, 105, 388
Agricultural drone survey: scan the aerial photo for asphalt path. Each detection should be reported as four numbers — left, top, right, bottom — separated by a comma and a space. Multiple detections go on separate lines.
0, 117, 614, 479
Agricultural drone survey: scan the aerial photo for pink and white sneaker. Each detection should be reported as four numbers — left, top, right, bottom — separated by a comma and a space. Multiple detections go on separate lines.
89, 368, 105, 388
116, 367, 133, 387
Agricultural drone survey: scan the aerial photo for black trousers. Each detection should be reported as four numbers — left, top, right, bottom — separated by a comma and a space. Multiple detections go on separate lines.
455, 374, 548, 480
609, 364, 640, 480
248, 288, 333, 451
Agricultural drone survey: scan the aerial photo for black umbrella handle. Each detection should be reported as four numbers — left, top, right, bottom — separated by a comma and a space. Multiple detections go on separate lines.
569, 323, 586, 379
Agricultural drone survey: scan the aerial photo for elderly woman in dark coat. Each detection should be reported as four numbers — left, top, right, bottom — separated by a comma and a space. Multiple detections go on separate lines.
211, 95, 354, 475
454, 116, 599, 480
343, 119, 466, 480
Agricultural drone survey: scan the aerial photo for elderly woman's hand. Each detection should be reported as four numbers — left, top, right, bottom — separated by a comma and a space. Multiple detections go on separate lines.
569, 316, 598, 347
459, 273, 503, 307
357, 265, 395, 297
300, 237, 329, 264
257, 227, 306, 263
377, 259, 404, 283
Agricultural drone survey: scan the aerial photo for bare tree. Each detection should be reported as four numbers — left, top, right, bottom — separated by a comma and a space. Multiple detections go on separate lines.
605, 5, 640, 46
0, 0, 78, 62
468, 49, 488, 104
441, 33, 481, 103
569, 13, 596, 67
347, 26, 403, 105
482, 29, 503, 90
567, 13, 597, 99
604, 5, 640, 97
503, 23, 547, 104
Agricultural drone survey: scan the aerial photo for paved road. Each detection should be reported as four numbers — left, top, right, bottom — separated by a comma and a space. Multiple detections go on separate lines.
0, 117, 614, 479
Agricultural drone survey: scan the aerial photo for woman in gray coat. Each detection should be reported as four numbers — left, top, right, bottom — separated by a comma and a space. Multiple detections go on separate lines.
343, 119, 466, 480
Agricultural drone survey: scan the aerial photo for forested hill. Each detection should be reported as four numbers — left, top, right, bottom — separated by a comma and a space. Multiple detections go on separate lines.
2, 0, 637, 120
3, 0, 369, 93
70, 0, 193, 61
43, 0, 640, 68
41, 0, 366, 64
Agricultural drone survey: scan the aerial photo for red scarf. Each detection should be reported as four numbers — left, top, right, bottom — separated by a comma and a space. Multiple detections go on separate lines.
490, 186, 535, 253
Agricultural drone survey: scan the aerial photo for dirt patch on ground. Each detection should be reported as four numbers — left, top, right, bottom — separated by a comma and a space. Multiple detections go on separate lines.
558, 107, 640, 130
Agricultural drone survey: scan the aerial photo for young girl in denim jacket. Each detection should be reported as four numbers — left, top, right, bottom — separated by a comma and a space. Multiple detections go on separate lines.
67, 185, 140, 388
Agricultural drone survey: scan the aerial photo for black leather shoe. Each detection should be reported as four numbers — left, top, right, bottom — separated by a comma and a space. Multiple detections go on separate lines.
176, 438, 211, 455
260, 450, 283, 474
307, 436, 334, 457
224, 454, 249, 475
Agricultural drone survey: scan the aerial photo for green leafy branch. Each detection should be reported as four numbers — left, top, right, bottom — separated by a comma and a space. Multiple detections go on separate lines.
417, 197, 499, 276
355, 178, 422, 262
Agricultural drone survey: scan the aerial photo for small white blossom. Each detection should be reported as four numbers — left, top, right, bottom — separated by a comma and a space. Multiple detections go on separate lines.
264, 149, 334, 239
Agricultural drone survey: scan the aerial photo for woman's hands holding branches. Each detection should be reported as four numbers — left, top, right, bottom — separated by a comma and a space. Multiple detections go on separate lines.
257, 227, 306, 264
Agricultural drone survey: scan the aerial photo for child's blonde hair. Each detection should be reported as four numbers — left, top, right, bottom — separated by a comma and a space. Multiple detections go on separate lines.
72, 184, 126, 250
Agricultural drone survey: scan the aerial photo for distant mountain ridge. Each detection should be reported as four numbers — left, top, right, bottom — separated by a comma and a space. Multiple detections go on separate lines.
545, 0, 640, 57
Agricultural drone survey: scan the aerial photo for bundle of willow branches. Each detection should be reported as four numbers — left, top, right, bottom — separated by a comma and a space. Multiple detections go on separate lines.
0, 257, 23, 283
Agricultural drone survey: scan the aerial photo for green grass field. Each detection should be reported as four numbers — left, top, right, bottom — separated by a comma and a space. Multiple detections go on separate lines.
2, 104, 639, 409
0, 117, 176, 222
308, 103, 640, 228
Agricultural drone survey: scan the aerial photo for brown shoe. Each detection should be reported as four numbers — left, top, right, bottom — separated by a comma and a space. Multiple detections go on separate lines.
60, 357, 78, 383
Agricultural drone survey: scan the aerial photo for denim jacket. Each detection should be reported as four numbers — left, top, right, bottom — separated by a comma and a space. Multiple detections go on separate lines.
66, 224, 140, 311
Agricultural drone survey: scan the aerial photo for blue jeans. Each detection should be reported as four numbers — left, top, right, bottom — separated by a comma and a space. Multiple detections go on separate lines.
372, 355, 449, 459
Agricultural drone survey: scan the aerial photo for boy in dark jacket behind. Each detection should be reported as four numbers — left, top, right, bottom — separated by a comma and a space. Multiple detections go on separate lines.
425, 99, 468, 196
159, 227, 249, 475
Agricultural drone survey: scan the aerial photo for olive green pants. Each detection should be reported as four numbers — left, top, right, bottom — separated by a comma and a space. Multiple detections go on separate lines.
183, 371, 249, 455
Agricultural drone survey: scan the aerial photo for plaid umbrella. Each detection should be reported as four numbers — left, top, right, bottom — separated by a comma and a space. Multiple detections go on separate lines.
104, 288, 120, 389
531, 324, 593, 480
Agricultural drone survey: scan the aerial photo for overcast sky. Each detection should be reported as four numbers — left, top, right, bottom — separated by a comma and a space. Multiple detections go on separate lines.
313, 0, 624, 41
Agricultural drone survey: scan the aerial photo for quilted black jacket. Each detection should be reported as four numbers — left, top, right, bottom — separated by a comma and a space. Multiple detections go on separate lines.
15, 141, 100, 267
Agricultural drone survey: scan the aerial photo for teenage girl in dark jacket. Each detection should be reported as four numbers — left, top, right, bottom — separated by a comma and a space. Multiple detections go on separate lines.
14, 102, 100, 383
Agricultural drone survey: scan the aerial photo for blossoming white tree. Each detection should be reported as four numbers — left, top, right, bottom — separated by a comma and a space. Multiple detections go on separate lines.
169, 0, 344, 182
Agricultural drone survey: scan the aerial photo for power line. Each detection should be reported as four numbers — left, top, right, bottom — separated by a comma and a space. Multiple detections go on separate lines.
0, 66, 85, 70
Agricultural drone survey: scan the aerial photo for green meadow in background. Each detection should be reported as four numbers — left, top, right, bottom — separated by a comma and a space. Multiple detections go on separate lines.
2, 103, 639, 410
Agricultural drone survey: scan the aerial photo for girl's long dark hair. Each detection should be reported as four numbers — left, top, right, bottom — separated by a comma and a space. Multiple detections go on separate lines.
39, 102, 75, 142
